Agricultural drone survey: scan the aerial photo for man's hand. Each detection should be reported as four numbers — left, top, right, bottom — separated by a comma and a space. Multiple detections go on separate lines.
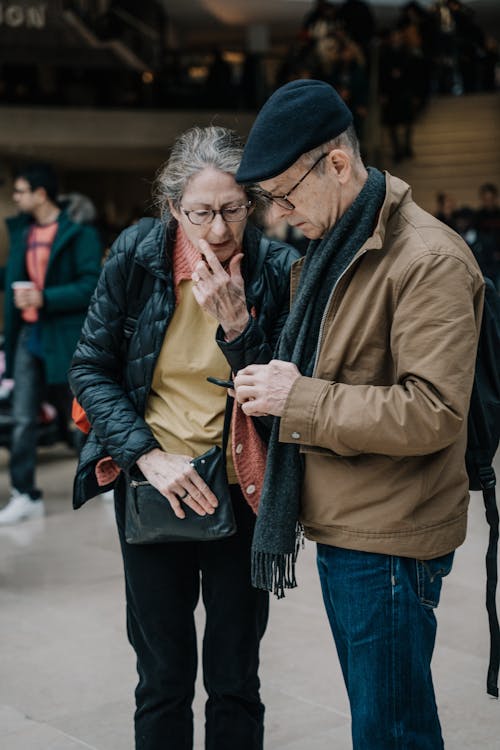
191, 239, 249, 339
233, 360, 301, 417
136, 448, 219, 519
13, 287, 43, 310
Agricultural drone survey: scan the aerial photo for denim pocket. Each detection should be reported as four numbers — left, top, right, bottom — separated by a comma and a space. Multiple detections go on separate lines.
416, 551, 454, 609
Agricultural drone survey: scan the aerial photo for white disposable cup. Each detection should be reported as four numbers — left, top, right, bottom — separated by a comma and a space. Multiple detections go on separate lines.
12, 281, 37, 321
11, 281, 36, 290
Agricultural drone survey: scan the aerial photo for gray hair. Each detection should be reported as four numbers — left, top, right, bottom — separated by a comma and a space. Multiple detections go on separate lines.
154, 126, 254, 219
305, 124, 362, 171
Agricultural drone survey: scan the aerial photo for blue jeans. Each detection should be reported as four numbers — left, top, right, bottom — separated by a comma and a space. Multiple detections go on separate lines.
10, 326, 44, 497
10, 325, 73, 497
317, 544, 454, 750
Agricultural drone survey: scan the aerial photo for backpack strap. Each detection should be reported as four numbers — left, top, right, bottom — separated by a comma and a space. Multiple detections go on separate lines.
483, 474, 500, 697
254, 234, 271, 279
123, 217, 158, 339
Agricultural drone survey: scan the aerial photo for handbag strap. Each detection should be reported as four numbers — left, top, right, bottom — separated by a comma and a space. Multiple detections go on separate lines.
221, 394, 233, 462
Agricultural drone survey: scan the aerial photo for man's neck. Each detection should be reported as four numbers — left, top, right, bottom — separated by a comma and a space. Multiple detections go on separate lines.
33, 201, 60, 226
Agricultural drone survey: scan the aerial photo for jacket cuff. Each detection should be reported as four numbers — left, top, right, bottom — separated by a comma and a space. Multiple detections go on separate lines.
279, 376, 328, 446
118, 436, 161, 471
216, 317, 268, 371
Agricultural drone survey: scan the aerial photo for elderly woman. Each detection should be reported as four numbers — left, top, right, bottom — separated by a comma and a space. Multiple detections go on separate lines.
69, 126, 300, 750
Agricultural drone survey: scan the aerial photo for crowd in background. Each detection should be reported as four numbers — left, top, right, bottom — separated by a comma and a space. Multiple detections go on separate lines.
434, 182, 500, 291
1, 1, 498, 114
278, 0, 498, 160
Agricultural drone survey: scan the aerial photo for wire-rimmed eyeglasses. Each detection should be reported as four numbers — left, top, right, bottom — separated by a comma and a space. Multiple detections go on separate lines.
181, 201, 252, 225
259, 153, 328, 210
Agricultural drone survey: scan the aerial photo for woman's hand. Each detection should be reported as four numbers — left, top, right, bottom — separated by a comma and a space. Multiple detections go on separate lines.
136, 448, 219, 519
191, 239, 250, 340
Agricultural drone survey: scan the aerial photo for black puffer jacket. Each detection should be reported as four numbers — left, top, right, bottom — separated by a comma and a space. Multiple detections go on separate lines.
69, 217, 301, 508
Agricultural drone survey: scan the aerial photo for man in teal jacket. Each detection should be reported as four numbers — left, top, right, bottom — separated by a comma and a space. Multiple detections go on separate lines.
0, 163, 102, 524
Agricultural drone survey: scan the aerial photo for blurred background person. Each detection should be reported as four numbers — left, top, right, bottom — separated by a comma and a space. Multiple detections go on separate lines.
0, 162, 102, 524
476, 182, 500, 289
434, 190, 457, 228
379, 25, 418, 162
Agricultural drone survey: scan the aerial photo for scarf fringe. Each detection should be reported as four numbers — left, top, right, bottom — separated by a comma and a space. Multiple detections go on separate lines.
252, 523, 304, 599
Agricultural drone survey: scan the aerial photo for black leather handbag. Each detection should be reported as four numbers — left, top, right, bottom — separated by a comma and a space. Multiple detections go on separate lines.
125, 399, 236, 544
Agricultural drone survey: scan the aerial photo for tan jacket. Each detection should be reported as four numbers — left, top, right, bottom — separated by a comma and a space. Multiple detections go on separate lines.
280, 173, 485, 559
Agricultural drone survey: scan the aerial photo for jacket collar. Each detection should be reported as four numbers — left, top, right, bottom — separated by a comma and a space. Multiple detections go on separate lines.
358, 171, 412, 254
290, 171, 413, 294
133, 217, 171, 280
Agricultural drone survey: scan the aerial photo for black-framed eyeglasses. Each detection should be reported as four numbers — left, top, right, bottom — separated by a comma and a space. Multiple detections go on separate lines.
260, 153, 328, 211
181, 201, 252, 226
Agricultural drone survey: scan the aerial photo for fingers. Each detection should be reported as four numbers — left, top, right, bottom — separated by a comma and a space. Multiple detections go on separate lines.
233, 364, 273, 412
228, 253, 244, 281
163, 465, 219, 519
183, 472, 219, 513
241, 403, 269, 417
233, 361, 298, 418
15, 289, 41, 306
137, 450, 219, 519
13, 290, 30, 308
196, 241, 244, 281
163, 486, 213, 519
233, 364, 265, 394
197, 240, 222, 274
164, 493, 186, 519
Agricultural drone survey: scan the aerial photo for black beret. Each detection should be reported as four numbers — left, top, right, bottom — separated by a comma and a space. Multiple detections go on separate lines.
236, 79, 353, 184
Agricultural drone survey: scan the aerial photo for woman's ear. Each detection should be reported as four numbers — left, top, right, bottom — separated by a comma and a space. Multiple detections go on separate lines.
168, 198, 180, 220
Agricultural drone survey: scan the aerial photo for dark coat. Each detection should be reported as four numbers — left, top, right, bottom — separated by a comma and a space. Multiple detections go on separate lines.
69, 217, 301, 508
0, 210, 102, 383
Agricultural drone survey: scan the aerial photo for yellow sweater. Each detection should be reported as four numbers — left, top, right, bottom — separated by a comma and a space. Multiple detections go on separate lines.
145, 278, 237, 483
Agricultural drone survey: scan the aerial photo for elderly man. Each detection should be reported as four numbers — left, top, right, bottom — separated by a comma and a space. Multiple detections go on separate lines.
233, 79, 484, 749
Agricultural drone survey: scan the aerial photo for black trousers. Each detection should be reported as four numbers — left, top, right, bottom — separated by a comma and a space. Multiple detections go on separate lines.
115, 482, 269, 750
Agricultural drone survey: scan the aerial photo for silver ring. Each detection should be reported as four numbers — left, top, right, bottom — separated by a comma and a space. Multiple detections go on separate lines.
177, 490, 189, 500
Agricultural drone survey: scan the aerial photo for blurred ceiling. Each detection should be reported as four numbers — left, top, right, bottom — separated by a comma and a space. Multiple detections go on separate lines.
159, 0, 500, 47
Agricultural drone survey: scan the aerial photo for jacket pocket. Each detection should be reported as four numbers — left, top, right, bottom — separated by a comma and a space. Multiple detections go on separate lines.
416, 551, 454, 608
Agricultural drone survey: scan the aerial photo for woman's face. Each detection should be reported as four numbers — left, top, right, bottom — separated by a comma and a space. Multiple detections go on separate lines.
170, 167, 250, 264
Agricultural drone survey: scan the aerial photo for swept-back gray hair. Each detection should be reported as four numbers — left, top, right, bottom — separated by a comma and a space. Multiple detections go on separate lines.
305, 124, 363, 173
154, 126, 254, 219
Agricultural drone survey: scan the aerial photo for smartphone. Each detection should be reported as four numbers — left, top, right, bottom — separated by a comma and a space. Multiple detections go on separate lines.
206, 376, 234, 389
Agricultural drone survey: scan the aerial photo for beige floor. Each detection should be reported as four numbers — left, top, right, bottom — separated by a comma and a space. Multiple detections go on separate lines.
0, 446, 499, 749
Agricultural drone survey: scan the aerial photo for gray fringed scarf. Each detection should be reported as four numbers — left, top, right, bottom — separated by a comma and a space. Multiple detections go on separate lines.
251, 167, 386, 597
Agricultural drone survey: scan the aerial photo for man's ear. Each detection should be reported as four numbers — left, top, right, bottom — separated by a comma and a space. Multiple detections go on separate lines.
329, 149, 351, 183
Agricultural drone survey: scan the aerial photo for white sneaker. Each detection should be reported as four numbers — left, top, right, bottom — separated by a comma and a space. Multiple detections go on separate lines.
0, 490, 45, 525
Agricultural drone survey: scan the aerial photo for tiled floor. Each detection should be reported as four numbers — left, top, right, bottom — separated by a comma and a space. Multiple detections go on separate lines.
0, 445, 499, 749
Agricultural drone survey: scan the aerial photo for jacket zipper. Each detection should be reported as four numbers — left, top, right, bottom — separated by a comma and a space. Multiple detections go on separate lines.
312, 249, 369, 376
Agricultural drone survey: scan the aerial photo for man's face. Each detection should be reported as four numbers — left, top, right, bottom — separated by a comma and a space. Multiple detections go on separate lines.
258, 154, 341, 240
12, 178, 39, 216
